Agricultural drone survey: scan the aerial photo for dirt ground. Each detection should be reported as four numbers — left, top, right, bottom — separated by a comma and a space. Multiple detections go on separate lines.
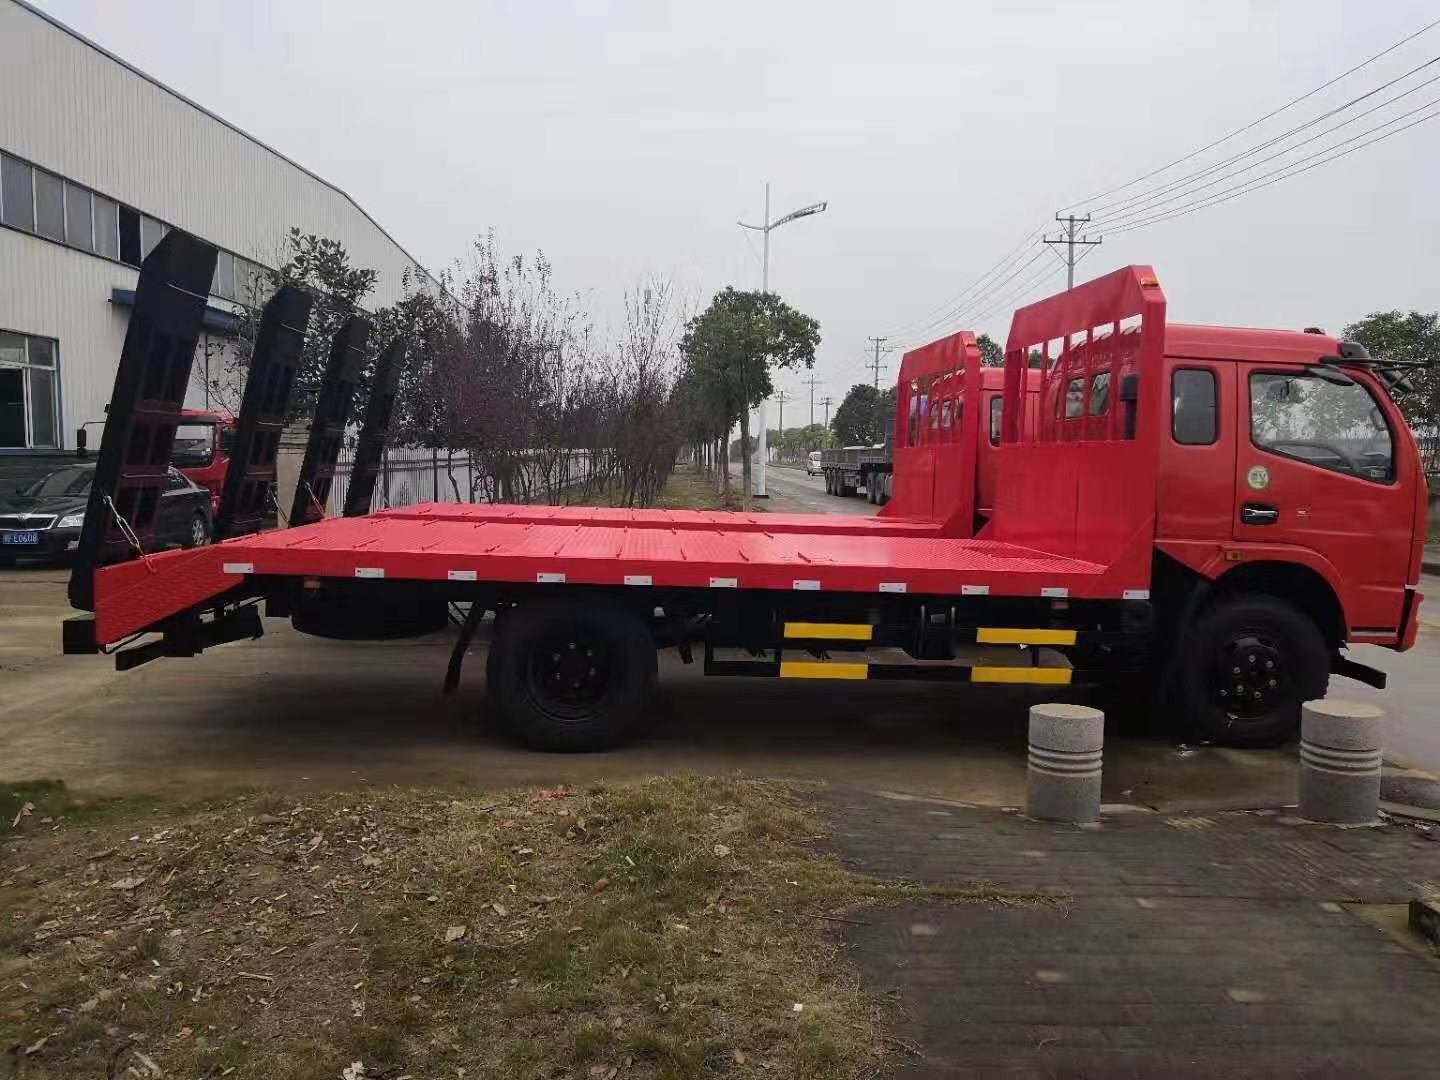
1, 566, 1327, 812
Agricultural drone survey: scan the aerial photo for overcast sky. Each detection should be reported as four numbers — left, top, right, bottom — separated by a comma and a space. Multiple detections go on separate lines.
35, 0, 1440, 409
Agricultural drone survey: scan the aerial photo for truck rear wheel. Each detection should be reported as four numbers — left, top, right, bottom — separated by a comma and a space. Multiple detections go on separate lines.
488, 601, 657, 752
1178, 594, 1328, 746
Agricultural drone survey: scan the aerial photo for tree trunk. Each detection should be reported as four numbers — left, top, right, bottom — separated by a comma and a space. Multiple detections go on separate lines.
738, 410, 751, 511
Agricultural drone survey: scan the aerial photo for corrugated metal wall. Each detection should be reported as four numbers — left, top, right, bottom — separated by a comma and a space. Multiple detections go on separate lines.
0, 230, 137, 444
0, 0, 437, 449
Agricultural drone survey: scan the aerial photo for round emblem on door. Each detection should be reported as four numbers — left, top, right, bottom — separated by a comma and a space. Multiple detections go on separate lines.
1246, 465, 1270, 491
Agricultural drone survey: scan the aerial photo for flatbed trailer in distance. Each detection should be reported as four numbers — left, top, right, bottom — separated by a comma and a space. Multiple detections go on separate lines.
64, 237, 1426, 752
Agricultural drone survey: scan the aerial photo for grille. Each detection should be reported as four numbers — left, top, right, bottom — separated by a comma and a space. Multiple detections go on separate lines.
0, 514, 56, 530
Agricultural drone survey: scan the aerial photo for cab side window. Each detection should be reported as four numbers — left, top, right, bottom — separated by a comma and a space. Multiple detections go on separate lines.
1172, 368, 1217, 445
1249, 372, 1394, 482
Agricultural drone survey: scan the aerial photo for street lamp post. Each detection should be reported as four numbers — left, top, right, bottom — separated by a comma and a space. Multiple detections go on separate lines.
738, 182, 827, 498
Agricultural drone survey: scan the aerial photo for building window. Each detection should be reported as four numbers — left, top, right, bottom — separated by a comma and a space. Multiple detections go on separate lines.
64, 181, 93, 251
139, 215, 167, 260
212, 250, 235, 301
0, 331, 60, 449
34, 169, 65, 242
2, 149, 271, 307
1, 153, 35, 232
93, 194, 119, 259
118, 205, 141, 266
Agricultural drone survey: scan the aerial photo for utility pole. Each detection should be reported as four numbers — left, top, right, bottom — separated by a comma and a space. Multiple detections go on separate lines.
1043, 213, 1103, 290
821, 395, 834, 428
802, 372, 821, 428
738, 184, 829, 499
866, 336, 892, 390
774, 388, 788, 434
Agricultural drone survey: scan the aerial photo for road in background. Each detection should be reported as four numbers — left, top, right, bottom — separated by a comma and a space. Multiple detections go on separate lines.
749, 463, 881, 516
1342, 571, 1440, 781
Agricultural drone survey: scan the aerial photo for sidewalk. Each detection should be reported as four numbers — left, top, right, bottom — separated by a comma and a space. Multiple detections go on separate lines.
821, 788, 1440, 1077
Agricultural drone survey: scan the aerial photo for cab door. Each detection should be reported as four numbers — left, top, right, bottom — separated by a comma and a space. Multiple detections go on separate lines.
1233, 365, 1413, 631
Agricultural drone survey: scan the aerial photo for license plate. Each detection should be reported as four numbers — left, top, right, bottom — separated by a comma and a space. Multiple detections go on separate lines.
2, 531, 39, 545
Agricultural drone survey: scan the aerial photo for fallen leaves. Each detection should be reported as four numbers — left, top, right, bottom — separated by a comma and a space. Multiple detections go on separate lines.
109, 875, 146, 892
443, 925, 467, 943
11, 800, 35, 829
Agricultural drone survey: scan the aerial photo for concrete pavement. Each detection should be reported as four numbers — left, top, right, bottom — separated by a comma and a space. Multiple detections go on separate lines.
826, 786, 1440, 1077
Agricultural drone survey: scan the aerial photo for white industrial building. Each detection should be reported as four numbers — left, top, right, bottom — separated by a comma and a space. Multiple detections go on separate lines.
0, 0, 436, 453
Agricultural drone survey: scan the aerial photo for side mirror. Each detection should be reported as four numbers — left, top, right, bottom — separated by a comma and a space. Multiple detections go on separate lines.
1118, 373, 1139, 403
76, 428, 88, 455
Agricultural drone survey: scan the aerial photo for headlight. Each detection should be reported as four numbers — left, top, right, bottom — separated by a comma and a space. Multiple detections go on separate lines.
57, 512, 85, 529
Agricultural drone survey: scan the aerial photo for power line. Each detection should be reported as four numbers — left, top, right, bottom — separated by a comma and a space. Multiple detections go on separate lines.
1108, 99, 1440, 236
878, 223, 1048, 340
1093, 55, 1440, 229
1059, 14, 1440, 212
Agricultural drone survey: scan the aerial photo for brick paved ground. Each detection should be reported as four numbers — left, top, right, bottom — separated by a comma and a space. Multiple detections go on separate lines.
821, 790, 1440, 1078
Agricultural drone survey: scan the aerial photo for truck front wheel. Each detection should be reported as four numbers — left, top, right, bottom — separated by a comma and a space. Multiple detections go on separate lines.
1178, 594, 1328, 746
489, 601, 657, 752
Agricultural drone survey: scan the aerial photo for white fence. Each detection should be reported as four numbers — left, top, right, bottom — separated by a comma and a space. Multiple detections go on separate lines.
323, 447, 599, 515
325, 447, 475, 516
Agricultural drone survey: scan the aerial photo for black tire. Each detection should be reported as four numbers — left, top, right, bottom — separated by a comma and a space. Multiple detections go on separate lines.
185, 513, 210, 549
1178, 594, 1328, 746
489, 601, 657, 752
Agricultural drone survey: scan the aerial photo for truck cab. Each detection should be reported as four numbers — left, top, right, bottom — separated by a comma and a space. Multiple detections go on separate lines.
1031, 317, 1425, 742
171, 409, 236, 514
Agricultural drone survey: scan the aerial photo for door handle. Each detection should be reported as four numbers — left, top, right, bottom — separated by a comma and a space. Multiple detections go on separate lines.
1241, 503, 1279, 525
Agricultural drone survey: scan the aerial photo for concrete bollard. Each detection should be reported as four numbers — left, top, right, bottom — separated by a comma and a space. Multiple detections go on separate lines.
1298, 699, 1384, 825
1027, 703, 1105, 823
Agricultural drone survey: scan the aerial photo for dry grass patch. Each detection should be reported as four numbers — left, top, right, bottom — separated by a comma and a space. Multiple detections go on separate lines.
2, 776, 1038, 1079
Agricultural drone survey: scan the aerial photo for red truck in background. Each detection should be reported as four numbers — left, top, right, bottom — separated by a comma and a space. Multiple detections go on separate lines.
821, 335, 1041, 527
170, 409, 236, 513
63, 239, 1427, 755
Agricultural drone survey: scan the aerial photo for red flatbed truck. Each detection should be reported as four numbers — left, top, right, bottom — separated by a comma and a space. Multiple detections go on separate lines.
63, 237, 1426, 752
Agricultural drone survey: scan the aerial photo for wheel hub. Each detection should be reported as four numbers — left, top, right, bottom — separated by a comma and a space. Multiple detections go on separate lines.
1214, 633, 1283, 717
527, 631, 611, 718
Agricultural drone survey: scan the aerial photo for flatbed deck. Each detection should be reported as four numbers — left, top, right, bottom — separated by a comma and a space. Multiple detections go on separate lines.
91, 502, 1112, 644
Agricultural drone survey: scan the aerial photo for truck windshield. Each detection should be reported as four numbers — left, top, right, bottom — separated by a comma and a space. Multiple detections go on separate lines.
171, 423, 215, 468
1249, 372, 1394, 482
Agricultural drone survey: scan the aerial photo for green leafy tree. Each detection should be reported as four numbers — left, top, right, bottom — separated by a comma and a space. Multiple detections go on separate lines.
218, 228, 380, 421
977, 333, 1005, 367
832, 384, 879, 446
1342, 311, 1440, 472
680, 288, 820, 507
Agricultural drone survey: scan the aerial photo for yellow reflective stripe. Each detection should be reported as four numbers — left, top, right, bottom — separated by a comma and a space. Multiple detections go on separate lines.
970, 666, 1073, 685
779, 660, 869, 680
976, 627, 1078, 646
783, 622, 874, 641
